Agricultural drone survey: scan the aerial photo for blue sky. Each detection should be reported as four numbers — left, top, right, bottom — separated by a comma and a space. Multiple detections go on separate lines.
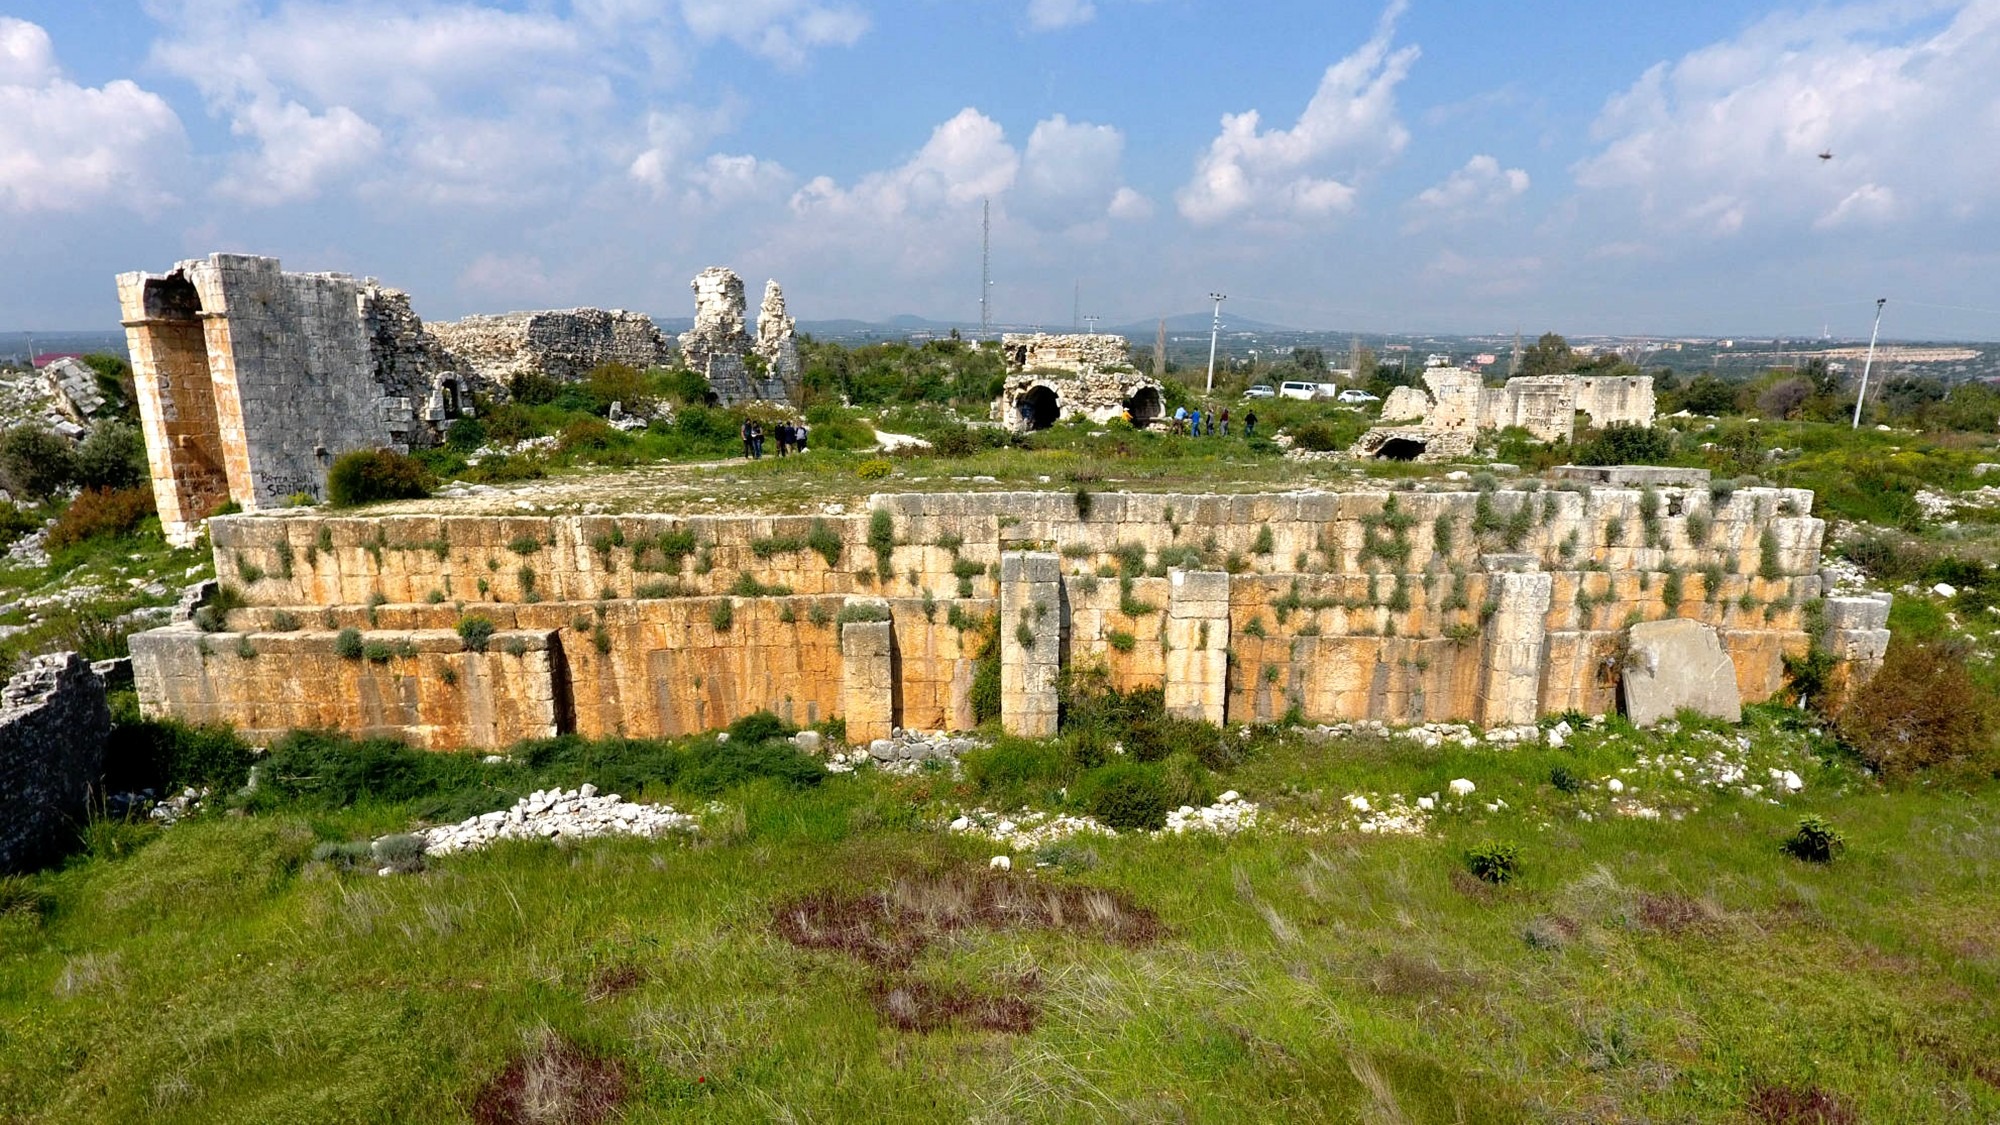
4, 0, 1998, 340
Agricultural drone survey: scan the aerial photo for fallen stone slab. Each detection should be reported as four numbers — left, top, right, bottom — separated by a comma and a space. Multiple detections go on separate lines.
1621, 618, 1742, 727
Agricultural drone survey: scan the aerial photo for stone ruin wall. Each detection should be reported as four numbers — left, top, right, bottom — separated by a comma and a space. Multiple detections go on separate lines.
993, 332, 1161, 428
118, 253, 450, 543
1001, 332, 1131, 374
0, 653, 111, 873
130, 484, 1890, 750
1358, 370, 1657, 459
427, 309, 673, 393
679, 267, 791, 405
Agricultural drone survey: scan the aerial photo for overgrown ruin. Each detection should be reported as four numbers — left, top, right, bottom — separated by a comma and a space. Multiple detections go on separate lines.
993, 332, 1164, 431
130, 479, 1888, 748
1353, 367, 1656, 461
118, 255, 804, 542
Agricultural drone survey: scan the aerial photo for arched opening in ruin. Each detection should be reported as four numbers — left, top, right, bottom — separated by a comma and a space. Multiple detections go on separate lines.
1375, 437, 1426, 461
1015, 385, 1060, 431
440, 378, 462, 418
1125, 386, 1163, 426
133, 273, 233, 527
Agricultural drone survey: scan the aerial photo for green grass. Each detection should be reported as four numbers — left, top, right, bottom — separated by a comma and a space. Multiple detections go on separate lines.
1, 707, 1995, 1122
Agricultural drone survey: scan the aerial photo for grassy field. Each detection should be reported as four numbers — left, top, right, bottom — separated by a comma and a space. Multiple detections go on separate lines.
2, 707, 1995, 1123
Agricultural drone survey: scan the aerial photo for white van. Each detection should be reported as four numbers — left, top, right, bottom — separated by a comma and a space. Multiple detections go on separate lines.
1278, 381, 1318, 400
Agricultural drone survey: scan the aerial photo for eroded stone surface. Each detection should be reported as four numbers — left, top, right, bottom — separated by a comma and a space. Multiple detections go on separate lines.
992, 333, 1163, 430
679, 267, 790, 405
1353, 367, 1654, 462
1622, 618, 1742, 726
0, 653, 110, 873
428, 309, 671, 391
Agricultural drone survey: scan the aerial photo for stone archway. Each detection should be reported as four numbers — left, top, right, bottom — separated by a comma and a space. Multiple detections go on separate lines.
1014, 385, 1060, 431
1376, 437, 1427, 461
1125, 386, 1163, 426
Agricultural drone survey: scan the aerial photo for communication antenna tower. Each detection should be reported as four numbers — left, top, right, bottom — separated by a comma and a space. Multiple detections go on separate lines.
979, 200, 992, 334
1204, 292, 1227, 394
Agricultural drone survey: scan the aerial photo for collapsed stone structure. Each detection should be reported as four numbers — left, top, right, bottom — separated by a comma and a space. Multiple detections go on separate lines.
1353, 368, 1655, 461
677, 267, 794, 405
130, 477, 1886, 749
117, 253, 458, 544
0, 653, 111, 873
428, 309, 672, 390
992, 332, 1162, 431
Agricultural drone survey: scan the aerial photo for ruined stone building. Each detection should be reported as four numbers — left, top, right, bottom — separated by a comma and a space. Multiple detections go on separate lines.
130, 475, 1888, 748
428, 309, 672, 391
117, 253, 458, 544
1353, 368, 1655, 461
678, 267, 794, 405
992, 332, 1164, 431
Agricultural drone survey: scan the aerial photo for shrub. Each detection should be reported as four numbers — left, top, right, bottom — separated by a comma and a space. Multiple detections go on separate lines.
74, 421, 147, 491
556, 417, 619, 454
192, 584, 248, 633
711, 600, 734, 631
48, 486, 153, 550
333, 627, 364, 659
727, 710, 796, 745
445, 416, 487, 452
1573, 423, 1672, 466
1549, 765, 1582, 793
1076, 761, 1172, 830
326, 448, 431, 507
929, 425, 979, 458
0, 424, 76, 500
856, 458, 893, 480
835, 601, 891, 625
1781, 816, 1845, 864
963, 739, 1070, 797
868, 508, 896, 580
1838, 640, 1998, 779
1289, 420, 1341, 452
1464, 841, 1522, 884
457, 615, 496, 653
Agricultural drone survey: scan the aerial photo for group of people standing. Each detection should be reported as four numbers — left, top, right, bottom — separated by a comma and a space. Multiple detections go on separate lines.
740, 419, 809, 459
1168, 405, 1256, 438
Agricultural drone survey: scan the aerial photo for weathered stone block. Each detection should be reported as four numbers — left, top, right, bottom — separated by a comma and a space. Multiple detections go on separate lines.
1621, 618, 1742, 726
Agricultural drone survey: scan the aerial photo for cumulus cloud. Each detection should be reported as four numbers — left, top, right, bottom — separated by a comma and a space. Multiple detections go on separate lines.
792, 108, 1020, 220
1405, 154, 1528, 229
1176, 0, 1418, 225
1574, 0, 2000, 236
1014, 115, 1128, 228
1027, 0, 1097, 30
219, 100, 382, 205
0, 18, 186, 213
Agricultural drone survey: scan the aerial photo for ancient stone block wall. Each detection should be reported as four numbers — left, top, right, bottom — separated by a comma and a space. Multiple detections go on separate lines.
680, 267, 790, 405
1000, 333, 1131, 374
118, 253, 452, 542
1356, 369, 1657, 458
427, 309, 672, 392
134, 483, 1882, 748
0, 654, 111, 873
1574, 375, 1657, 429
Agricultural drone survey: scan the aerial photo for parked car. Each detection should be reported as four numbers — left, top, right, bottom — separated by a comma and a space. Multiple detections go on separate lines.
1336, 388, 1380, 404
1242, 384, 1277, 399
1278, 381, 1318, 400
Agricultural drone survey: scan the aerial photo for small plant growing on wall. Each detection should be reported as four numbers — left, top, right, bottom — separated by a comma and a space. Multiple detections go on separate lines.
333, 627, 364, 660
456, 615, 495, 653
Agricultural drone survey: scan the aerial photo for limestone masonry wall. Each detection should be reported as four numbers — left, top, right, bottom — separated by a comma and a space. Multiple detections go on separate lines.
131, 484, 1888, 748
0, 654, 111, 873
428, 309, 672, 392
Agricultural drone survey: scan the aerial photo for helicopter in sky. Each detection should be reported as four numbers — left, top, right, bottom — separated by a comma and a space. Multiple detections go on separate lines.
1818, 150, 1834, 161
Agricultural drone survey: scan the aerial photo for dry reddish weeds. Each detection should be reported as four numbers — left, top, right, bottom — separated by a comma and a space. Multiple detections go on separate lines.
1746, 1082, 1856, 1125
1636, 892, 1720, 936
871, 975, 1042, 1034
472, 1033, 628, 1125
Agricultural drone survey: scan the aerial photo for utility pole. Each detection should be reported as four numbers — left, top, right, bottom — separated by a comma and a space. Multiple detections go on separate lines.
1204, 292, 1226, 394
1154, 319, 1167, 379
979, 200, 991, 335
1851, 297, 1887, 429
1082, 314, 1100, 335
1072, 281, 1080, 332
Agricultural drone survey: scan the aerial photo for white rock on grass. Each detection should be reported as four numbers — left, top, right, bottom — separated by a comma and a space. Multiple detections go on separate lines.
989, 854, 1012, 870
417, 788, 698, 855
1449, 778, 1476, 797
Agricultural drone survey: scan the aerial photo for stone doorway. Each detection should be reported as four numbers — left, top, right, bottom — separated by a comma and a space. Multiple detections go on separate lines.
1375, 437, 1427, 461
1014, 385, 1060, 431
1125, 386, 1162, 426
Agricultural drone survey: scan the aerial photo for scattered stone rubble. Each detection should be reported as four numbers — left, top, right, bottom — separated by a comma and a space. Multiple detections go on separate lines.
821, 727, 981, 774
416, 784, 699, 855
948, 791, 1261, 852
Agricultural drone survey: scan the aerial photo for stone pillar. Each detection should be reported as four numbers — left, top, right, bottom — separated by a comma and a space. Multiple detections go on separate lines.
1164, 569, 1231, 725
1000, 552, 1060, 737
840, 615, 895, 744
1479, 554, 1552, 727
1819, 593, 1892, 710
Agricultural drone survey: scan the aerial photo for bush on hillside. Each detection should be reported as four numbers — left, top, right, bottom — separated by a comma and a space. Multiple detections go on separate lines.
1572, 423, 1672, 466
74, 421, 147, 491
1289, 420, 1342, 453
0, 425, 76, 500
103, 694, 257, 795
326, 448, 431, 507
1076, 761, 1172, 831
48, 486, 153, 550
1839, 640, 1999, 780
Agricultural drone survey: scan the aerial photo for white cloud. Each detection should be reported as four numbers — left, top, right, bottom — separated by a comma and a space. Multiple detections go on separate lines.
792, 108, 1020, 220
1176, 0, 1418, 225
219, 100, 381, 205
1027, 0, 1096, 30
1108, 186, 1154, 222
1406, 154, 1528, 229
0, 18, 187, 213
1574, 0, 2000, 237
1014, 115, 1127, 227
676, 0, 867, 66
